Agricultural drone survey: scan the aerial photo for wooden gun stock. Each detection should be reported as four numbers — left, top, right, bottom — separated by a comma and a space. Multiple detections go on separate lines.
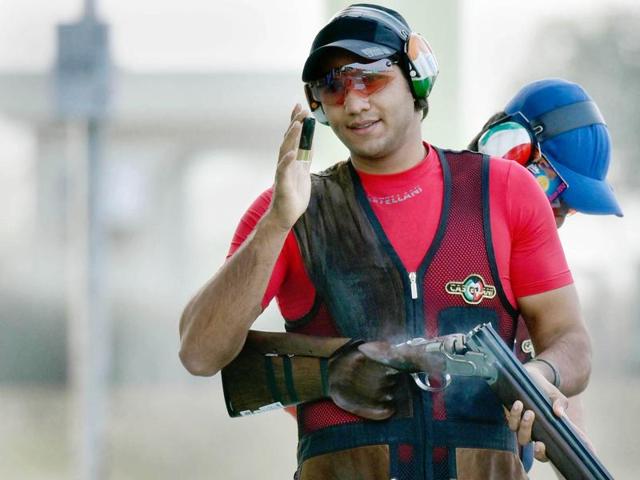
221, 331, 350, 417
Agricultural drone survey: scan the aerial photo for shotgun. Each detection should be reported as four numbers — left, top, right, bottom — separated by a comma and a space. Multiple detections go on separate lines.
383, 323, 613, 480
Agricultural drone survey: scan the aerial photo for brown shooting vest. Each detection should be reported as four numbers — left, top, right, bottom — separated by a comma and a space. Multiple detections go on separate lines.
288, 149, 526, 480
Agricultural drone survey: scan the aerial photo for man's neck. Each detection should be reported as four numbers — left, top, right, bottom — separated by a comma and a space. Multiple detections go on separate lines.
350, 138, 427, 175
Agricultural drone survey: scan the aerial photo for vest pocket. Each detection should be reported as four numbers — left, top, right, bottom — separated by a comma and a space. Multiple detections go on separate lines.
298, 444, 390, 480
455, 448, 527, 480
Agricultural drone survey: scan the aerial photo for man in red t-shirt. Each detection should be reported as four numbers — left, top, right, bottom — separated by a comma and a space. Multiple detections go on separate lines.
179, 4, 591, 479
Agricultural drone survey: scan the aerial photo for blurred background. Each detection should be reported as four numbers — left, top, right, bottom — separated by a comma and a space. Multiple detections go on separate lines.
0, 0, 638, 478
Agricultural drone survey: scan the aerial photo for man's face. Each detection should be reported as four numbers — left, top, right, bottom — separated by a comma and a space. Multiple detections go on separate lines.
315, 52, 421, 161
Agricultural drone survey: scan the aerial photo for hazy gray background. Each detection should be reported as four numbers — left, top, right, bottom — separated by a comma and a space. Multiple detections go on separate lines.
1, 0, 638, 478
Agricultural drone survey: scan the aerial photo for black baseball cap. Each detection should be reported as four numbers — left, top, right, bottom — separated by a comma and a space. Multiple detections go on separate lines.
302, 4, 410, 82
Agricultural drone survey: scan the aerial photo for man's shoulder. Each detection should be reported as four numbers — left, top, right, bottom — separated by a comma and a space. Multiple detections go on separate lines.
436, 148, 486, 165
486, 156, 537, 188
312, 160, 350, 179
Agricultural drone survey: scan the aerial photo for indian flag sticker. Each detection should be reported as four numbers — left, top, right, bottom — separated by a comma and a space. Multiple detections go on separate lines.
478, 121, 532, 165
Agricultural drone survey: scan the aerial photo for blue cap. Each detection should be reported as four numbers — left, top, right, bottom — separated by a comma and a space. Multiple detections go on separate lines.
505, 78, 623, 217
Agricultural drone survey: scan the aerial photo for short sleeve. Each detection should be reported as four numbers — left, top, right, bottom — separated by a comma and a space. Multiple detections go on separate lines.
507, 163, 574, 298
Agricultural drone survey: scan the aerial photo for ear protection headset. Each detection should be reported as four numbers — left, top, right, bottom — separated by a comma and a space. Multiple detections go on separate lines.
477, 100, 607, 203
477, 100, 606, 166
305, 4, 438, 125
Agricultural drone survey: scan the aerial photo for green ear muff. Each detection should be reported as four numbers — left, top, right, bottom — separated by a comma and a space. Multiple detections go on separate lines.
405, 33, 438, 100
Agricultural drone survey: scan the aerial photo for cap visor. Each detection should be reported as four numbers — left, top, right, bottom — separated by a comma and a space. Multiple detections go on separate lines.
302, 40, 396, 81
552, 161, 624, 216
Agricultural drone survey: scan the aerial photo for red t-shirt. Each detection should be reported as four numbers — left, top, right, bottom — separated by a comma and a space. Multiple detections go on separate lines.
227, 143, 572, 320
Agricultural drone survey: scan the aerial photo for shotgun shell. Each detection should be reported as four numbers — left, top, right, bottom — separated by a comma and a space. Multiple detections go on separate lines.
297, 117, 315, 161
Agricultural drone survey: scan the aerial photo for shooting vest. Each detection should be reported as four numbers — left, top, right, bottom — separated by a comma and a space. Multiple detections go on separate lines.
288, 149, 526, 480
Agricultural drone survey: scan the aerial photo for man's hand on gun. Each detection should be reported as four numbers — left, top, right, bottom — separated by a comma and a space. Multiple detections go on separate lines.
327, 338, 451, 420
506, 363, 569, 462
357, 335, 562, 462
328, 345, 400, 420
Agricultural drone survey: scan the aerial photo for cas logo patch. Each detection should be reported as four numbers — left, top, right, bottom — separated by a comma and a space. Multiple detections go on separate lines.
445, 274, 497, 305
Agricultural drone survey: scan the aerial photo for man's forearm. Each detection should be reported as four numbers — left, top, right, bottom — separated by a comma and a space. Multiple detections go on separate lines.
530, 323, 592, 397
519, 284, 592, 397
179, 210, 291, 376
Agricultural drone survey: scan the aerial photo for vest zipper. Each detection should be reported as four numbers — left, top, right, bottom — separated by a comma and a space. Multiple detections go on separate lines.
408, 269, 425, 478
409, 272, 418, 299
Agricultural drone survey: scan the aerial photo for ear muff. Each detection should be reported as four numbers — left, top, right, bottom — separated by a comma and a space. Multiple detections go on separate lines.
477, 120, 535, 166
304, 83, 329, 125
405, 33, 439, 100
477, 119, 570, 202
478, 101, 606, 166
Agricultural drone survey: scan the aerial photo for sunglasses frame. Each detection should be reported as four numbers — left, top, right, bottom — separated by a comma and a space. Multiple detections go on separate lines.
307, 57, 399, 106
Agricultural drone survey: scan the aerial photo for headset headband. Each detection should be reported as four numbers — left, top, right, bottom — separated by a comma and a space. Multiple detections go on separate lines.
528, 100, 606, 143
333, 5, 410, 40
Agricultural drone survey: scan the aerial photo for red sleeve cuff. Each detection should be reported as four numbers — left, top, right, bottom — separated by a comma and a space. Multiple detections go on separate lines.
514, 271, 574, 299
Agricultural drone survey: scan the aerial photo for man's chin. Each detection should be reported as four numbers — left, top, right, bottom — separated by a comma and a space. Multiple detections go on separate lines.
340, 134, 389, 160
348, 143, 388, 161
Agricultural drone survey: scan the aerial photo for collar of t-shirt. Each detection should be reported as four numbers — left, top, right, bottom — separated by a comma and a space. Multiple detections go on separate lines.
352, 142, 443, 272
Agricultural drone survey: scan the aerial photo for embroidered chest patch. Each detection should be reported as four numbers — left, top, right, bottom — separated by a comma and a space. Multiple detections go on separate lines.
445, 274, 497, 305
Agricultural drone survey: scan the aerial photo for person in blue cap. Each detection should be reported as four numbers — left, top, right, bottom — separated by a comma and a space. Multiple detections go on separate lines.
471, 78, 623, 225
180, 5, 593, 478
470, 77, 622, 470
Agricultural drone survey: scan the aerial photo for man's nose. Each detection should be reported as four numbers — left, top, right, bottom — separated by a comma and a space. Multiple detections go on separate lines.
342, 82, 370, 114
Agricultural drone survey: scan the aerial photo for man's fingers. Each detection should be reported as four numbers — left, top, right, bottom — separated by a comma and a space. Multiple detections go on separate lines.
280, 110, 311, 164
280, 121, 302, 160
290, 103, 301, 122
293, 109, 310, 124
533, 441, 548, 462
283, 109, 309, 139
277, 150, 297, 170
517, 410, 535, 446
552, 396, 568, 417
506, 400, 523, 431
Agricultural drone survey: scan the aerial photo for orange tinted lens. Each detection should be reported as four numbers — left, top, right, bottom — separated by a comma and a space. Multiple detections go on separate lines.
312, 80, 345, 105
314, 73, 392, 105
309, 59, 396, 106
359, 72, 393, 95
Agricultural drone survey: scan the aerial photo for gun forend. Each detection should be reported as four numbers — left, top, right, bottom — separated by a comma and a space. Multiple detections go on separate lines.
467, 323, 613, 480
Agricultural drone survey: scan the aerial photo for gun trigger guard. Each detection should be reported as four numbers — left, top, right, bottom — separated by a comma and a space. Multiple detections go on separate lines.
411, 372, 452, 392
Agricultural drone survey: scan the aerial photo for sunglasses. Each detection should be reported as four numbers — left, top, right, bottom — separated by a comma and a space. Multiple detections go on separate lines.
307, 58, 398, 106
525, 155, 569, 203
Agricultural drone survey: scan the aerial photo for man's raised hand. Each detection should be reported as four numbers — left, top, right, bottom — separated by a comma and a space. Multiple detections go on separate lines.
269, 104, 314, 232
